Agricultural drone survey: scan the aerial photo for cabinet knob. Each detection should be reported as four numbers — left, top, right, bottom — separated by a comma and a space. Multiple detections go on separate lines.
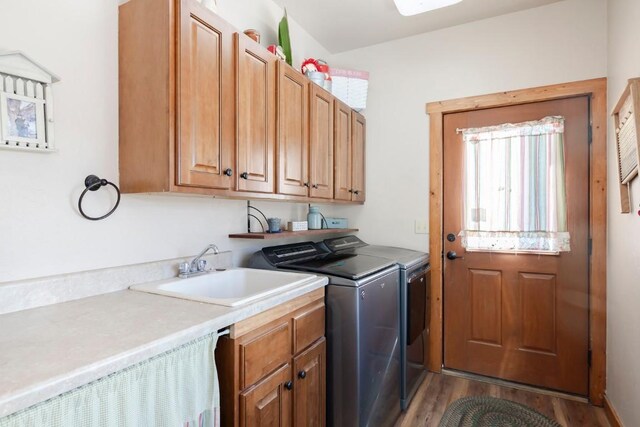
312, 184, 319, 189
240, 172, 249, 180
304, 182, 310, 187
284, 381, 293, 390
353, 190, 360, 195
348, 189, 353, 193
298, 370, 306, 379
223, 168, 233, 177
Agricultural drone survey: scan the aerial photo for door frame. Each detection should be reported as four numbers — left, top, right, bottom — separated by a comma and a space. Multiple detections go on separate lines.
426, 78, 607, 405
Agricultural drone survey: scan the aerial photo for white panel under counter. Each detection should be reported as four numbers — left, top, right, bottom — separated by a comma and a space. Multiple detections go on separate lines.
0, 269, 327, 418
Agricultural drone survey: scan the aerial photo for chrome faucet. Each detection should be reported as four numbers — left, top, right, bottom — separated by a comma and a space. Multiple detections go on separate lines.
178, 244, 220, 278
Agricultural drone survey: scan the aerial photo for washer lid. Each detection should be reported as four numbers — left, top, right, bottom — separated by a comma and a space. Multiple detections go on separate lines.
322, 235, 367, 252
285, 253, 396, 280
354, 246, 429, 269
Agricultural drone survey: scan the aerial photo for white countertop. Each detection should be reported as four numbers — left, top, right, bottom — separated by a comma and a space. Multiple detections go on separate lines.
0, 276, 328, 417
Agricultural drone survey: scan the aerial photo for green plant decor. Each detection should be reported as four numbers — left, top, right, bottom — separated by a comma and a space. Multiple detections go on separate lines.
278, 8, 292, 66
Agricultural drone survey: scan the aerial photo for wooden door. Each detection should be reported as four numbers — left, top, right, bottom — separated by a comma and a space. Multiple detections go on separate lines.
177, 0, 235, 189
293, 338, 326, 427
443, 97, 590, 395
277, 62, 309, 196
236, 33, 276, 194
333, 100, 352, 201
351, 112, 366, 202
240, 363, 292, 427
309, 85, 334, 199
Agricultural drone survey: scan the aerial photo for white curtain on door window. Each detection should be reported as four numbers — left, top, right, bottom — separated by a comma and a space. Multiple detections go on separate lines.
460, 116, 570, 253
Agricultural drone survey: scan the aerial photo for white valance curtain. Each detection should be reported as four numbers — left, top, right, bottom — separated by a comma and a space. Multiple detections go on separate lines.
460, 116, 570, 253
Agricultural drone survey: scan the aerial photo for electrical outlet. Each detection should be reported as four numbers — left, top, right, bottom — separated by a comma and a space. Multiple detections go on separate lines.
414, 219, 428, 234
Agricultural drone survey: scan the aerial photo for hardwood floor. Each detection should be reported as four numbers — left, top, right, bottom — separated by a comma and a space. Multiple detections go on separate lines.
396, 373, 610, 427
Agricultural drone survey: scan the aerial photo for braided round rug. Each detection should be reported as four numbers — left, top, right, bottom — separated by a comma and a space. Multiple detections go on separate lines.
439, 396, 561, 427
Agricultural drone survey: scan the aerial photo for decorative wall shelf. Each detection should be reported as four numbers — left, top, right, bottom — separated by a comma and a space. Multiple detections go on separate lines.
612, 77, 640, 213
229, 228, 359, 240
0, 51, 60, 153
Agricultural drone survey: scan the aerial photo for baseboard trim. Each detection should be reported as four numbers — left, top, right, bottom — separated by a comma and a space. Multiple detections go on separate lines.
604, 396, 624, 427
441, 368, 588, 403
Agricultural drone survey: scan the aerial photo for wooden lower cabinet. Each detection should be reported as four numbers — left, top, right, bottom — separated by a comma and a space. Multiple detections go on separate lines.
240, 363, 292, 427
217, 289, 326, 427
293, 339, 326, 427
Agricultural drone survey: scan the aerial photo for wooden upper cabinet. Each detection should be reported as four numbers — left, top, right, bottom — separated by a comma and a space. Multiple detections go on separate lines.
177, 0, 235, 189
277, 63, 310, 197
351, 111, 366, 202
236, 33, 276, 194
240, 363, 292, 427
309, 85, 334, 199
333, 100, 352, 201
119, 0, 365, 203
293, 338, 326, 427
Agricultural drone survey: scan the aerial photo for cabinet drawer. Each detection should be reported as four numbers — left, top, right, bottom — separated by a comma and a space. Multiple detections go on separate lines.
293, 303, 325, 354
240, 321, 291, 389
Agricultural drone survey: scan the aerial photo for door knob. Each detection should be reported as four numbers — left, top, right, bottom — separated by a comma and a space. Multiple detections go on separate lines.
446, 251, 464, 260
223, 168, 233, 176
240, 172, 248, 179
298, 370, 307, 379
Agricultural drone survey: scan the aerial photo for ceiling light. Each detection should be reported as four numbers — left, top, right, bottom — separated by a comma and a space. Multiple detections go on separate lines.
393, 0, 463, 16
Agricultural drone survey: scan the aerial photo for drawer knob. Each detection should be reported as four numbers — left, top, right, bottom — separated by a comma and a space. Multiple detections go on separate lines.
298, 370, 307, 379
285, 381, 293, 390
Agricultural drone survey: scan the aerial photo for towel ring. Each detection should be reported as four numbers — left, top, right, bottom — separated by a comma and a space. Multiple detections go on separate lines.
78, 175, 121, 221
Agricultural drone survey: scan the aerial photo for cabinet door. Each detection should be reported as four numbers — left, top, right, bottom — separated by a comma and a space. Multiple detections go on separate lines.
240, 363, 292, 427
309, 85, 334, 199
236, 33, 276, 194
277, 63, 309, 197
293, 338, 326, 427
333, 100, 352, 201
177, 0, 235, 189
351, 111, 366, 202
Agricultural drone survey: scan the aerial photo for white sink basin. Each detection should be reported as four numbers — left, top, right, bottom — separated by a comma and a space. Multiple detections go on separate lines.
131, 268, 318, 307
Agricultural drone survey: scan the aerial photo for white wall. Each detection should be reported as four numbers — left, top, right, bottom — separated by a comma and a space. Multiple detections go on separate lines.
0, 0, 340, 283
606, 0, 640, 424
331, 0, 607, 252
214, 0, 333, 67
0, 0, 609, 284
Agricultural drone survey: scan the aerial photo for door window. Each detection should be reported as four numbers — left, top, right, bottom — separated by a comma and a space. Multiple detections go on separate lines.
459, 116, 570, 254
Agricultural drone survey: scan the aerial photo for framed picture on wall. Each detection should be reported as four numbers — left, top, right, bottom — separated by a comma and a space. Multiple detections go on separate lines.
0, 92, 46, 146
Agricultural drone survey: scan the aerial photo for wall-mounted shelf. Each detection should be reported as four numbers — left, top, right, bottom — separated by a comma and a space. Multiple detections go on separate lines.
229, 228, 359, 240
612, 77, 640, 213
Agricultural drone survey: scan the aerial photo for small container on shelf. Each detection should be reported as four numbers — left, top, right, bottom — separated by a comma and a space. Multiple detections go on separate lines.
325, 217, 348, 229
307, 206, 323, 230
267, 217, 281, 233
288, 220, 309, 231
